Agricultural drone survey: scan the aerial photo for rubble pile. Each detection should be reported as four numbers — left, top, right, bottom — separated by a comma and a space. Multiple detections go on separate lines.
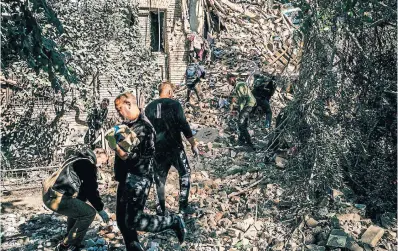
1, 138, 396, 251
205, 2, 302, 79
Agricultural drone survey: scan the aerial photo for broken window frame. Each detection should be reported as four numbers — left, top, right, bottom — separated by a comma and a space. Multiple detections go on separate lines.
149, 8, 166, 53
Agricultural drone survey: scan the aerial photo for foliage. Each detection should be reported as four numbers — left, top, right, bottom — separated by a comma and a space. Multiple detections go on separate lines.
1, 0, 161, 169
48, 0, 161, 104
1, 0, 77, 91
279, 0, 397, 215
1, 103, 69, 168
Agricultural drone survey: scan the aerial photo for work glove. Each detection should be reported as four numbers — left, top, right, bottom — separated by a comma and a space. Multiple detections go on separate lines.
98, 210, 110, 223
115, 125, 140, 152
104, 132, 117, 150
191, 144, 200, 158
114, 125, 129, 142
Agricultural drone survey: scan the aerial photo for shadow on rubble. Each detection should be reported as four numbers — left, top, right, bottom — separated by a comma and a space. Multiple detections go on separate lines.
1, 199, 26, 214
11, 212, 66, 251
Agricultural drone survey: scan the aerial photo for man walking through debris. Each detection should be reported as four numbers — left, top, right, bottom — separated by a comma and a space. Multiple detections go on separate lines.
84, 98, 110, 149
252, 75, 276, 128
106, 92, 186, 251
42, 146, 110, 251
227, 72, 257, 150
185, 59, 206, 103
145, 82, 199, 216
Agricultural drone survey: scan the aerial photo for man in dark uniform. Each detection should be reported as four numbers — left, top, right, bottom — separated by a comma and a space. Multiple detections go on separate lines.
107, 92, 186, 251
145, 82, 199, 216
85, 98, 110, 149
252, 76, 276, 128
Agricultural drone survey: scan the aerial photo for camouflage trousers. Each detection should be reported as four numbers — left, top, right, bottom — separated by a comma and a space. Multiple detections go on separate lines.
238, 106, 254, 145
154, 149, 191, 214
116, 174, 178, 251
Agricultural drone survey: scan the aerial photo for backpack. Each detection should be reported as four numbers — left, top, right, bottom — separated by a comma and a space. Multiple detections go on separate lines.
186, 64, 198, 84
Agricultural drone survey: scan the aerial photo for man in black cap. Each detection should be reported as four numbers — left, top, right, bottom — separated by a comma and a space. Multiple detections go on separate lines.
252, 76, 276, 128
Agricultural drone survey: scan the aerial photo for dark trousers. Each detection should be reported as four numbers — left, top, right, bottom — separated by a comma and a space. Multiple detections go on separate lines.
43, 188, 96, 246
186, 82, 201, 102
84, 128, 100, 149
238, 106, 253, 145
254, 97, 272, 124
116, 174, 177, 251
154, 149, 191, 214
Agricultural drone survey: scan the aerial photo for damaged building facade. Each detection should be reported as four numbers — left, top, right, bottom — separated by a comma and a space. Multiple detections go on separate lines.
136, 0, 190, 85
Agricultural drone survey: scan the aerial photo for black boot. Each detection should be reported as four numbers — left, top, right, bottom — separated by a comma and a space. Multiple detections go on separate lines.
126, 241, 145, 251
172, 215, 187, 244
179, 205, 196, 215
55, 242, 80, 251
237, 136, 246, 146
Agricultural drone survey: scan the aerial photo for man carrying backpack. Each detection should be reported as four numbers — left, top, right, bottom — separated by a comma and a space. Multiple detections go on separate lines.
42, 146, 110, 251
227, 72, 257, 150
185, 59, 205, 103
252, 76, 276, 129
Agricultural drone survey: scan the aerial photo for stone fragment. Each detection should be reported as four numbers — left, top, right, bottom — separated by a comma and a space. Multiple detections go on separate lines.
305, 244, 326, 251
360, 225, 385, 247
331, 189, 344, 200
110, 213, 116, 221
244, 225, 258, 240
242, 238, 250, 245
271, 241, 284, 250
327, 229, 348, 248
275, 156, 288, 169
104, 233, 115, 240
346, 242, 364, 251
337, 214, 361, 222
306, 218, 319, 228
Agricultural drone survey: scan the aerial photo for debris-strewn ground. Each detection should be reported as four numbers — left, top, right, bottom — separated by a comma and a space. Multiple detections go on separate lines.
1, 129, 397, 251
1, 47, 397, 251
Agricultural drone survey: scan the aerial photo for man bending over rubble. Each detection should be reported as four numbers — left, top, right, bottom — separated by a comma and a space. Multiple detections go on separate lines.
252, 75, 276, 129
42, 146, 110, 251
145, 82, 200, 216
106, 92, 186, 251
185, 58, 206, 103
227, 72, 257, 150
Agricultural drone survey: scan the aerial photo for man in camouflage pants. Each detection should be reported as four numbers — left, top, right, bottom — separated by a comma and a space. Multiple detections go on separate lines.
85, 98, 109, 149
145, 82, 199, 216
227, 73, 257, 150
107, 92, 186, 251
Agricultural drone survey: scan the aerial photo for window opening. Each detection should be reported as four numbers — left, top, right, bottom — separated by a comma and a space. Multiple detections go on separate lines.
150, 10, 165, 52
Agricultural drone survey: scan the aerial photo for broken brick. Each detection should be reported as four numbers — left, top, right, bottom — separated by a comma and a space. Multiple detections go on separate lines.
360, 225, 385, 247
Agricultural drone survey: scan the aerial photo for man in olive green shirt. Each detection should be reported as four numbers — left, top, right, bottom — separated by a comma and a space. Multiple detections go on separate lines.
227, 73, 257, 149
